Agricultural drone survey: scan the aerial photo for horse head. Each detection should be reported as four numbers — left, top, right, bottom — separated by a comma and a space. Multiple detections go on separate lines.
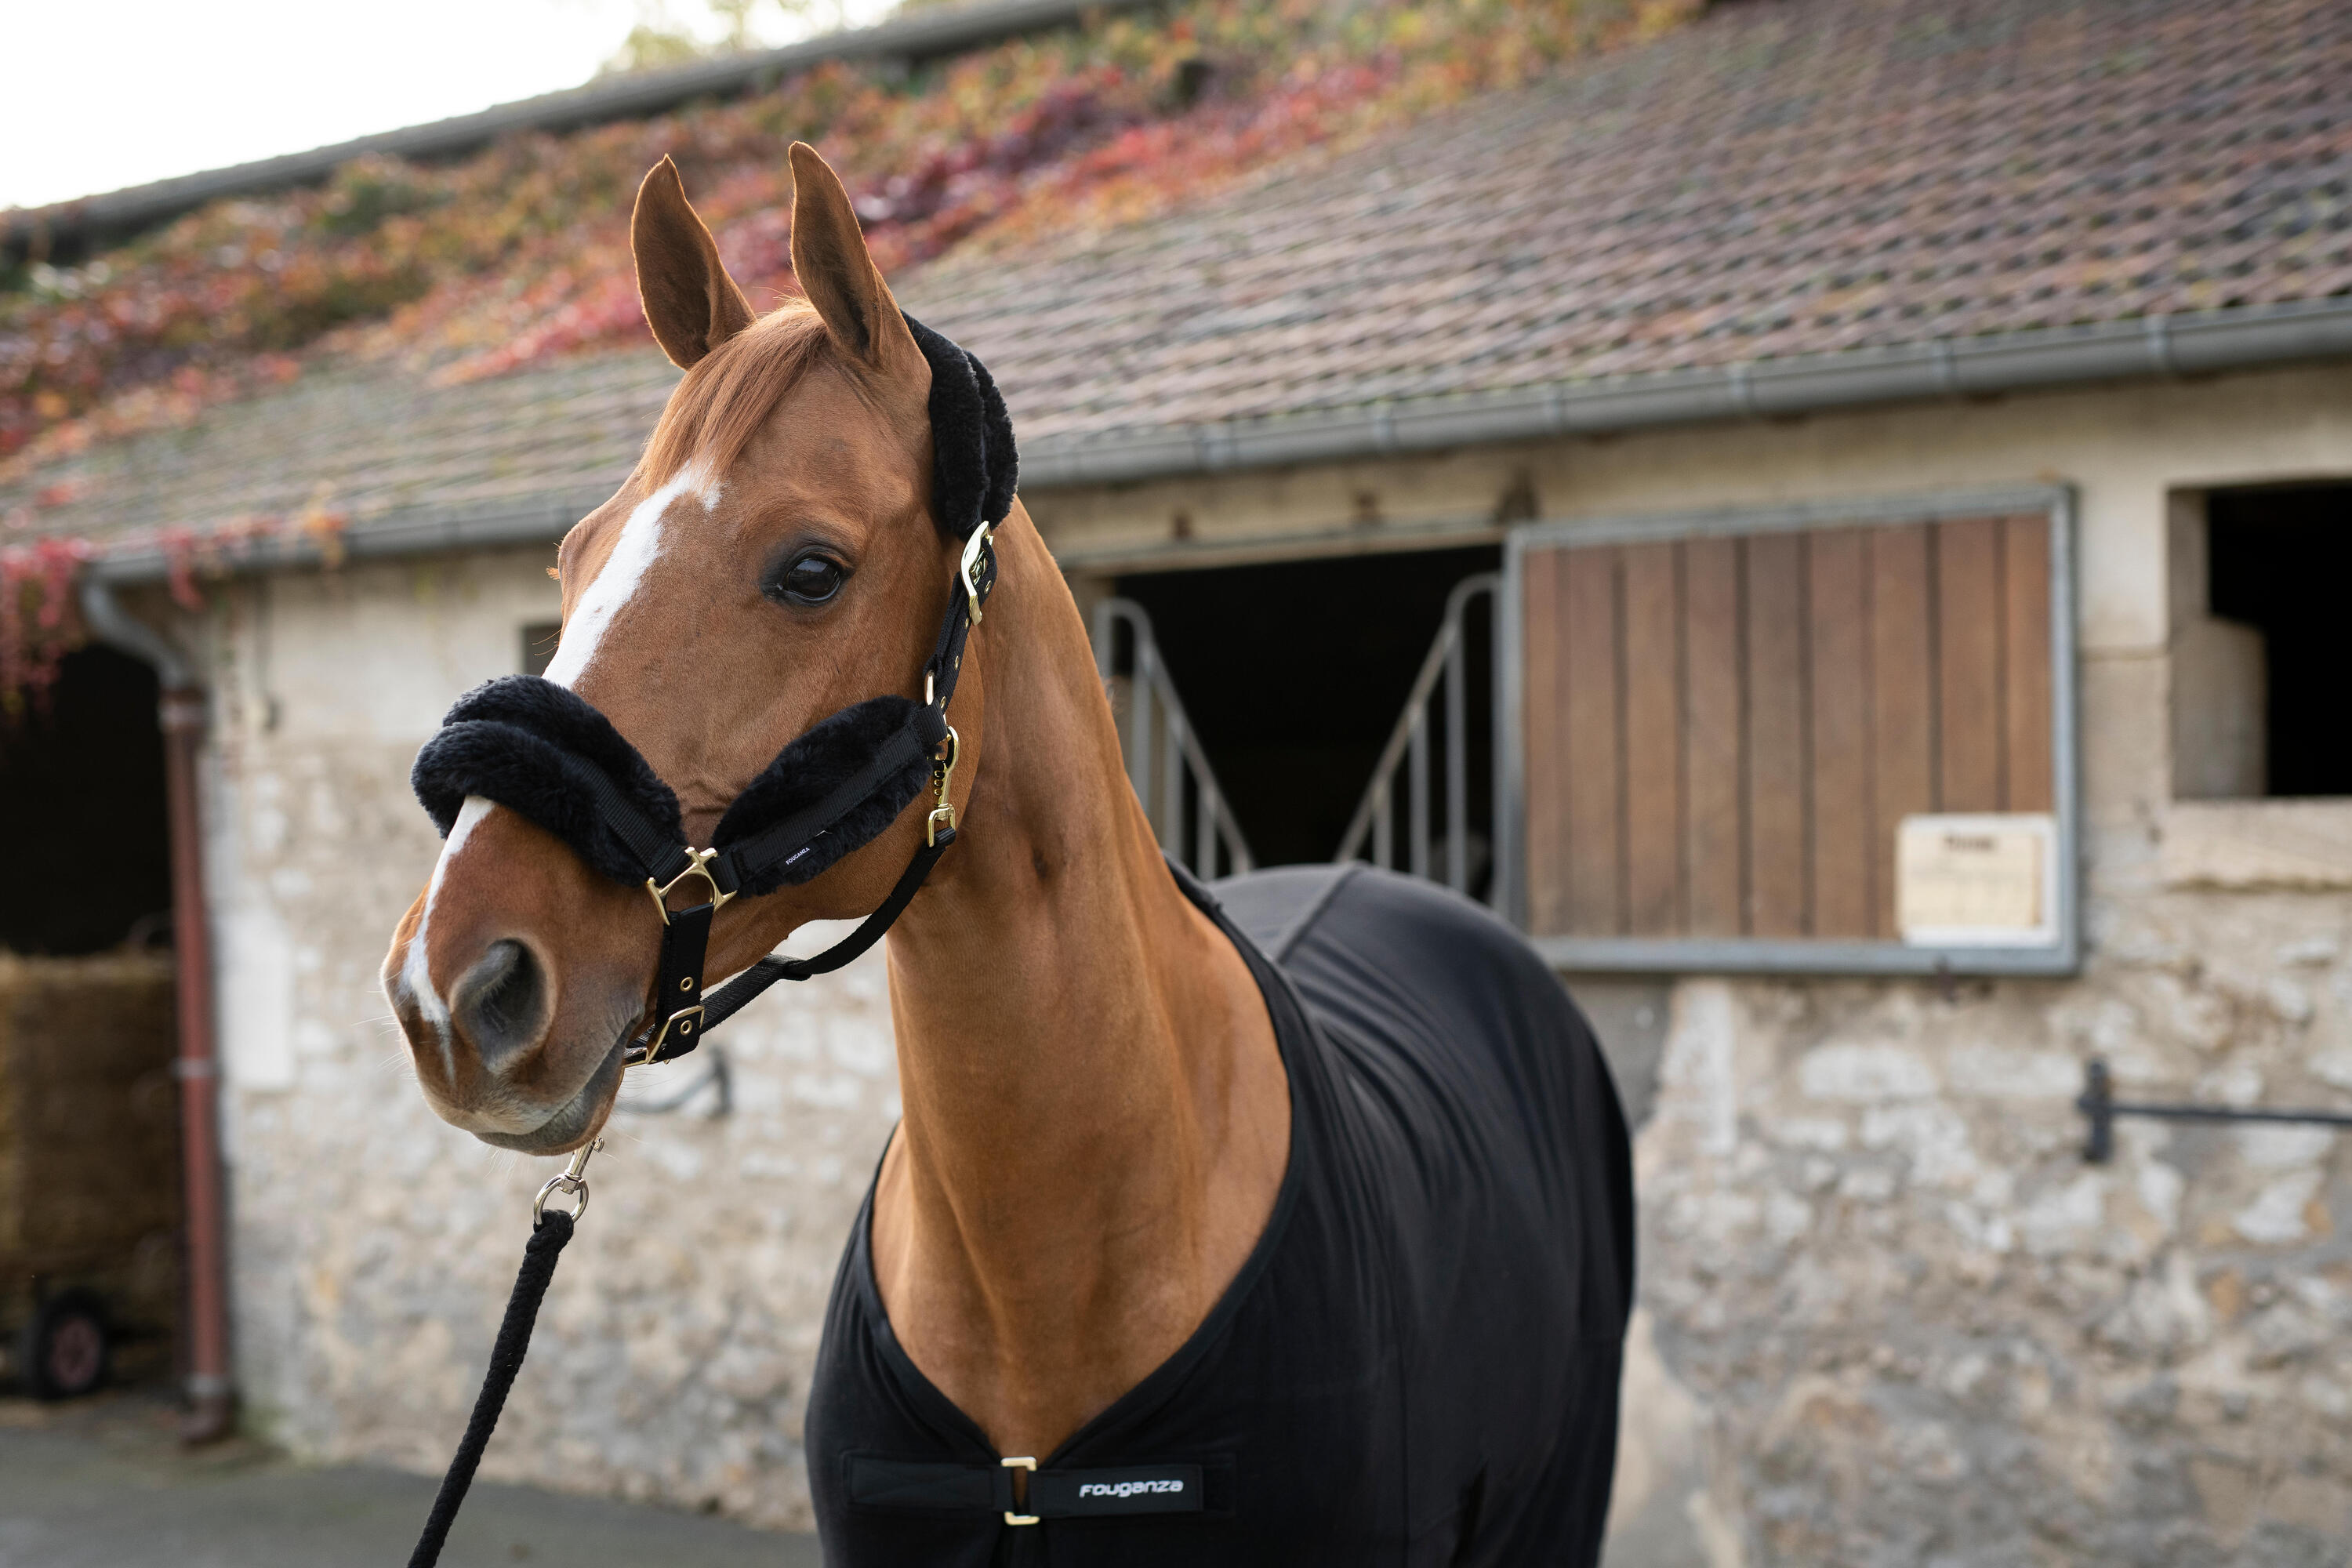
383, 145, 999, 1155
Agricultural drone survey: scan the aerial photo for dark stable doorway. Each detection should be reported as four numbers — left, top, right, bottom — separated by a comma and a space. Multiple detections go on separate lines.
2208, 485, 2352, 797
1112, 543, 1501, 868
0, 646, 172, 953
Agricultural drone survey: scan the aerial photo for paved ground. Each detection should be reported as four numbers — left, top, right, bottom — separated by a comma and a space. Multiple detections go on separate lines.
0, 1389, 822, 1568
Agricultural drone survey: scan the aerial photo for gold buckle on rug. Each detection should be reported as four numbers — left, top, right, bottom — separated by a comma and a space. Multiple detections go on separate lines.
1000, 1456, 1038, 1526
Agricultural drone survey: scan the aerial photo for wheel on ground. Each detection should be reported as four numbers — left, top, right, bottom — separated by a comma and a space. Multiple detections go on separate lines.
20, 1288, 110, 1400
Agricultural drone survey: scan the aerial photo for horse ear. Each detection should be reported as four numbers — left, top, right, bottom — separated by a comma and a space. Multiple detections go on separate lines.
631, 158, 755, 369
787, 142, 923, 377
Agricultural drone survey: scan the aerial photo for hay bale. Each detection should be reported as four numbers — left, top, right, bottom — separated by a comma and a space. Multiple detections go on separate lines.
0, 953, 180, 1327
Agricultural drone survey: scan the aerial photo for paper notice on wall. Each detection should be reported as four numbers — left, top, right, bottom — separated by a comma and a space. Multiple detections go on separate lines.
1896, 814, 2060, 948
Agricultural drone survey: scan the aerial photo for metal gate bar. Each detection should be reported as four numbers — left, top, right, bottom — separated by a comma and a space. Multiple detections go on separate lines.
1335, 572, 1500, 906
1091, 597, 1254, 880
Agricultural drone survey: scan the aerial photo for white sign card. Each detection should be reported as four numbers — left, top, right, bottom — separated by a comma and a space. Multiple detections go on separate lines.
1896, 813, 2060, 949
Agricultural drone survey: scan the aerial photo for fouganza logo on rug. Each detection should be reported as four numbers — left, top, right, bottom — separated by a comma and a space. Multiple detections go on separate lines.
1077, 1478, 1189, 1499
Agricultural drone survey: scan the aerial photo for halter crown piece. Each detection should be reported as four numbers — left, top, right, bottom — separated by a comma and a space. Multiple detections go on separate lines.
411, 314, 1015, 1065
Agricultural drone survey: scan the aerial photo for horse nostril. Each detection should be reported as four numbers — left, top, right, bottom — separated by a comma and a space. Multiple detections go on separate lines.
451, 940, 549, 1071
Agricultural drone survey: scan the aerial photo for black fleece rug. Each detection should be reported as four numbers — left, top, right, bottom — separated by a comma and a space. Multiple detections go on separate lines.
806, 862, 1635, 1565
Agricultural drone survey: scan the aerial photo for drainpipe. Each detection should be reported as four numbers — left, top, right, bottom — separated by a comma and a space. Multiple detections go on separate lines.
78, 578, 234, 1444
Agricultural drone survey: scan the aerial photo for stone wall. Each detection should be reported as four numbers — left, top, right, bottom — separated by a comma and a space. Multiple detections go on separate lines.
1623, 933, 2350, 1566
1598, 641, 2352, 1563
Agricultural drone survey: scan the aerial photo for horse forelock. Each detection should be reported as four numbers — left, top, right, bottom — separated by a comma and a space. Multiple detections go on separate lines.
641, 303, 845, 492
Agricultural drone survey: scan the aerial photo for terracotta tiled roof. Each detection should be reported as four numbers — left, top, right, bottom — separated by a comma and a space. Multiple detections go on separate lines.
9, 354, 679, 559
12, 0, 2352, 555
922, 0, 2352, 442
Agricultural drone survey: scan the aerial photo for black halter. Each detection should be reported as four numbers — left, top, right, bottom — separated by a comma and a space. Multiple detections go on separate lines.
409, 314, 1014, 1066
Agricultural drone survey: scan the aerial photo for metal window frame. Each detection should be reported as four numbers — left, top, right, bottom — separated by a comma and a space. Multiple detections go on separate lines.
1498, 483, 2081, 977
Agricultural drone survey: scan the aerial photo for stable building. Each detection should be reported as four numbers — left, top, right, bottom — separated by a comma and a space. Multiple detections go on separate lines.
6, 0, 2352, 1559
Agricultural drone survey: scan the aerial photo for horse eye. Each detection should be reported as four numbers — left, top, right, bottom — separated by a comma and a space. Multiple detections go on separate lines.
773, 553, 847, 606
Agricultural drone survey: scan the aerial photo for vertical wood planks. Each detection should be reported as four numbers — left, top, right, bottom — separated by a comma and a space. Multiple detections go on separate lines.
1744, 533, 1809, 937
1622, 542, 1683, 935
2002, 514, 2055, 812
1936, 516, 2005, 813
1522, 548, 1566, 934
1869, 524, 1936, 938
1563, 548, 1624, 935
1808, 529, 1874, 938
1683, 536, 1745, 935
1515, 506, 2057, 946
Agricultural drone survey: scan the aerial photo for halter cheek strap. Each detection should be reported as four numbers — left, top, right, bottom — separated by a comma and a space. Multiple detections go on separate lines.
624, 529, 995, 1063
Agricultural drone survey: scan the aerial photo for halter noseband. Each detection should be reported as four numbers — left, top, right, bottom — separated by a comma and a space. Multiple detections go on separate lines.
410, 314, 1014, 1068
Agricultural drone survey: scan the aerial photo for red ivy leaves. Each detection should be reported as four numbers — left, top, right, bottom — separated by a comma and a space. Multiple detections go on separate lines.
0, 535, 92, 702
0, 0, 1697, 694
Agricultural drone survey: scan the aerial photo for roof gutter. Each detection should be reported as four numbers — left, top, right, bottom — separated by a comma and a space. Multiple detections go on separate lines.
6, 0, 1164, 258
80, 294, 2352, 587
1014, 293, 2352, 489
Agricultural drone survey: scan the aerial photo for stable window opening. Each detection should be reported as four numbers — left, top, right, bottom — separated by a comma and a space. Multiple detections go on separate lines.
0, 645, 172, 954
1108, 544, 1501, 877
2176, 485, 2352, 800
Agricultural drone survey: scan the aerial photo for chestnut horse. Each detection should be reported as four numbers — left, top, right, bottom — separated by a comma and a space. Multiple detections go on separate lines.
386, 146, 1629, 1563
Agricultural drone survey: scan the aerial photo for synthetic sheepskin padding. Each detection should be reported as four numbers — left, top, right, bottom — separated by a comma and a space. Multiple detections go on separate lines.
412, 677, 686, 884
903, 313, 1018, 543
966, 353, 1017, 532
412, 677, 938, 895
713, 695, 938, 895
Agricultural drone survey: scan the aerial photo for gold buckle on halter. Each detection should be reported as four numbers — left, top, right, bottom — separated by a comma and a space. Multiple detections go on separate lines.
1000, 1456, 1039, 1526
640, 1004, 705, 1063
958, 526, 993, 626
643, 848, 734, 925
927, 726, 960, 846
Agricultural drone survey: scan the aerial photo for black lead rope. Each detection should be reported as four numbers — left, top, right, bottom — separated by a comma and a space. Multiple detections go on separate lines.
408, 1207, 576, 1568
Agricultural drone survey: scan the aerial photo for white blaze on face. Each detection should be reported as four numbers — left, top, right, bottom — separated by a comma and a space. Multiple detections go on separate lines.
543, 464, 717, 690
396, 467, 715, 1071
396, 793, 494, 1066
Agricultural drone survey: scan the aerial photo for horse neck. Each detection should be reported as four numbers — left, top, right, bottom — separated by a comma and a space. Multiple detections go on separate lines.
873, 516, 1285, 1450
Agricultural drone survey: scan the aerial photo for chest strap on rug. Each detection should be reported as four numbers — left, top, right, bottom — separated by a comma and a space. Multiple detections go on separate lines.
846, 1454, 1229, 1526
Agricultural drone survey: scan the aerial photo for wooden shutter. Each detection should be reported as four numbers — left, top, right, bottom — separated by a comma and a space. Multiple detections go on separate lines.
1519, 512, 2055, 945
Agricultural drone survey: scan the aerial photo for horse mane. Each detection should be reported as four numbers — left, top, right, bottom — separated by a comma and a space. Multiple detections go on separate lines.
641, 303, 848, 488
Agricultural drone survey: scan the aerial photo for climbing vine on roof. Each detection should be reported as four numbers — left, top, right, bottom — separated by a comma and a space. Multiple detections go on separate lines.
2, 0, 1694, 478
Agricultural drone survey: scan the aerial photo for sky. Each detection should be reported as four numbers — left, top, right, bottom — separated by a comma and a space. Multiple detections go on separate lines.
0, 0, 892, 212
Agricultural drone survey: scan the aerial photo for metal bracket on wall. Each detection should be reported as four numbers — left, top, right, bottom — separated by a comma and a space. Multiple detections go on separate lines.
613, 1045, 732, 1118
2078, 1058, 2352, 1162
